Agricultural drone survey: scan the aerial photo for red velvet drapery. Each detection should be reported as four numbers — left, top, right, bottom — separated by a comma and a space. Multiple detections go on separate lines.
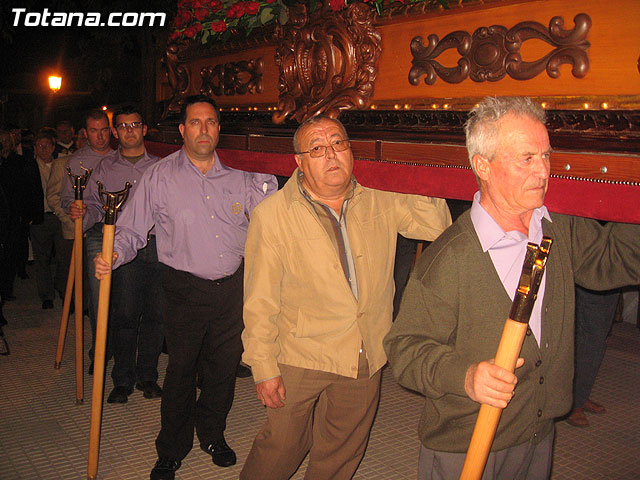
145, 141, 640, 224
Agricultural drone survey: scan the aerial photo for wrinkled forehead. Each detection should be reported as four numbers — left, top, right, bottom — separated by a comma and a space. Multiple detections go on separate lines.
299, 120, 347, 145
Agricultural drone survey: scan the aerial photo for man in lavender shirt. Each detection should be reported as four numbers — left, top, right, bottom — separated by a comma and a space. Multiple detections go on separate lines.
62, 108, 113, 372
76, 105, 164, 405
95, 95, 277, 480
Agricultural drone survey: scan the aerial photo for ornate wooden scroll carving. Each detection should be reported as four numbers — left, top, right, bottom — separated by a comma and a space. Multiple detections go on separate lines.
161, 41, 191, 119
409, 13, 591, 85
272, 2, 382, 124
200, 58, 264, 97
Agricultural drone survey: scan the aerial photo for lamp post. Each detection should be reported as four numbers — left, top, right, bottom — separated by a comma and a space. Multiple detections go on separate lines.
48, 75, 62, 93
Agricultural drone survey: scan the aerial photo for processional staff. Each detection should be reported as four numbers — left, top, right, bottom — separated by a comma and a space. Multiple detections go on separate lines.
87, 181, 130, 480
459, 237, 552, 480
54, 166, 92, 406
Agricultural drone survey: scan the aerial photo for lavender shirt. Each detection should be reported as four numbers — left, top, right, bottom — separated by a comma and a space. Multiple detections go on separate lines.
112, 147, 278, 280
82, 148, 159, 231
470, 191, 550, 346
61, 144, 113, 212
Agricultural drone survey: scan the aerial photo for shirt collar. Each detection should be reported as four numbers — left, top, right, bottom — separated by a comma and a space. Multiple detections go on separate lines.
470, 191, 551, 252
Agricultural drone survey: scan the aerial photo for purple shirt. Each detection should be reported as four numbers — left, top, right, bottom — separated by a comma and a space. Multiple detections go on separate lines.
83, 148, 159, 231
112, 147, 278, 280
470, 191, 551, 346
61, 144, 114, 212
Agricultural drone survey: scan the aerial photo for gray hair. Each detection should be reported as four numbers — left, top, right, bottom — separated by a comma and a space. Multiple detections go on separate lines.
464, 97, 546, 168
293, 115, 348, 153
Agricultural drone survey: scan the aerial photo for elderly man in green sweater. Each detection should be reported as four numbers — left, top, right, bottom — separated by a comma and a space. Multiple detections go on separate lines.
384, 96, 640, 480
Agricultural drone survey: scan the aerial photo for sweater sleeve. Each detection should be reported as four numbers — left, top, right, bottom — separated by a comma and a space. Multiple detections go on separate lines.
384, 241, 471, 399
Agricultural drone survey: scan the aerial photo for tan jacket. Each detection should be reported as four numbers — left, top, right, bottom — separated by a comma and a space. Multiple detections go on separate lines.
46, 155, 74, 240
242, 170, 452, 382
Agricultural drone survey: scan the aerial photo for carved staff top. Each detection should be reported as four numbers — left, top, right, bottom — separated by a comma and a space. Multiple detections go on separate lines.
97, 182, 131, 226
66, 166, 93, 201
509, 236, 552, 323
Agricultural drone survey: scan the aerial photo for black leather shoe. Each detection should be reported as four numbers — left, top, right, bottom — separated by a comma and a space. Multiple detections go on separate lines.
236, 363, 252, 378
150, 457, 181, 480
42, 300, 54, 309
201, 438, 236, 467
107, 386, 133, 404
136, 381, 162, 399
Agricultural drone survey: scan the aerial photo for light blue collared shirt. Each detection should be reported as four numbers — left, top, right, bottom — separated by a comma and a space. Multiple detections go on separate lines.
470, 191, 551, 346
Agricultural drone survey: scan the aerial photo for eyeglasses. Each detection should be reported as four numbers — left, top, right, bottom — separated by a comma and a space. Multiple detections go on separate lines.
297, 139, 350, 158
115, 121, 143, 130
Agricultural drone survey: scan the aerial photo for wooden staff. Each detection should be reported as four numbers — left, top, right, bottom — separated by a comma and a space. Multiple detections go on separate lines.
459, 237, 552, 480
87, 181, 130, 480
54, 247, 75, 368
54, 167, 92, 405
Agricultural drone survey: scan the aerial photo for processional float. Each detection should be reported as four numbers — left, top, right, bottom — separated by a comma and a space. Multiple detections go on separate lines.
459, 237, 552, 480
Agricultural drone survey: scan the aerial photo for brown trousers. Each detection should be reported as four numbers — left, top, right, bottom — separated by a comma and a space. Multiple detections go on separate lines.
240, 351, 381, 480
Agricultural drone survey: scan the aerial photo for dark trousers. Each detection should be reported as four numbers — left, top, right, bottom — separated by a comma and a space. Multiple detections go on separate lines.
155, 263, 244, 461
29, 213, 68, 302
110, 236, 163, 388
573, 285, 619, 408
85, 223, 111, 362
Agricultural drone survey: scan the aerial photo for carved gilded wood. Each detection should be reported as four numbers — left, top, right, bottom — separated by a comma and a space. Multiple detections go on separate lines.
409, 13, 591, 85
200, 58, 264, 97
272, 2, 382, 124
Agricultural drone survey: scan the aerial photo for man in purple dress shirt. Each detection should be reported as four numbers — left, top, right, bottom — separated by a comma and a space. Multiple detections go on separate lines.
94, 95, 277, 480
63, 109, 114, 372
77, 106, 164, 405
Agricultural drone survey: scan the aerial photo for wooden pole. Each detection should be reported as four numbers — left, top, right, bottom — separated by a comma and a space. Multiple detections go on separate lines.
74, 206, 84, 405
87, 181, 130, 480
459, 320, 529, 480
87, 223, 114, 480
459, 238, 552, 480
54, 246, 75, 368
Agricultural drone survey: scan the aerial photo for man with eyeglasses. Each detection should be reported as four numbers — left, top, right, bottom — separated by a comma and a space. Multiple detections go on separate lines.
74, 105, 164, 404
240, 115, 452, 480
61, 108, 114, 372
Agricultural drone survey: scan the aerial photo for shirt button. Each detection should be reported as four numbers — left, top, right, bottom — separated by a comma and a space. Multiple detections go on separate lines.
544, 306, 549, 313
210, 215, 214, 219
133, 180, 137, 183
539, 376, 544, 384
537, 409, 542, 417
219, 254, 223, 258
206, 195, 210, 199
535, 360, 542, 367
215, 235, 219, 238
526, 328, 532, 336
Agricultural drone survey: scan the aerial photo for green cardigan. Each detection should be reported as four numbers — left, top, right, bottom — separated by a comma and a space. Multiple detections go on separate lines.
384, 211, 640, 452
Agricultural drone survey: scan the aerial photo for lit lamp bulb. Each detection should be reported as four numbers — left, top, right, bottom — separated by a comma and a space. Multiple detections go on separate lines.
48, 76, 62, 93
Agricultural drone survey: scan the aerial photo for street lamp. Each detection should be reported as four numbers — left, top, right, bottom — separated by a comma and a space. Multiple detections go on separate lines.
48, 75, 62, 93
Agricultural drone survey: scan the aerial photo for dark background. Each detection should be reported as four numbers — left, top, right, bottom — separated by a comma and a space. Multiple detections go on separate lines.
0, 0, 176, 132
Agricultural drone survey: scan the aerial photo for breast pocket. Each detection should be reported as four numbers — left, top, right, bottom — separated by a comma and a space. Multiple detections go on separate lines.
222, 193, 246, 225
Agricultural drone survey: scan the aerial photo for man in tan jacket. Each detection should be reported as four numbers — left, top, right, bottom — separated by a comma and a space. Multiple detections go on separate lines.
240, 116, 452, 480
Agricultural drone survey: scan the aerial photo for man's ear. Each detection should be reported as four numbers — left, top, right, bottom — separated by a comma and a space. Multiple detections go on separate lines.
294, 154, 303, 171
111, 127, 119, 140
178, 123, 185, 139
472, 154, 490, 181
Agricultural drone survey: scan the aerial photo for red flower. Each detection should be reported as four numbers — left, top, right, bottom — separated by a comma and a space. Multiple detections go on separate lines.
174, 9, 193, 28
210, 0, 223, 13
183, 22, 203, 38
194, 7, 209, 21
328, 0, 346, 11
169, 30, 182, 41
225, 3, 245, 18
245, 1, 260, 15
210, 20, 227, 32
266, 0, 277, 3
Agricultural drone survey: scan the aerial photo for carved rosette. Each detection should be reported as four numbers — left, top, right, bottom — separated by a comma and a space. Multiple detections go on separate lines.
200, 58, 264, 97
272, 2, 382, 124
161, 40, 191, 119
409, 13, 591, 85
